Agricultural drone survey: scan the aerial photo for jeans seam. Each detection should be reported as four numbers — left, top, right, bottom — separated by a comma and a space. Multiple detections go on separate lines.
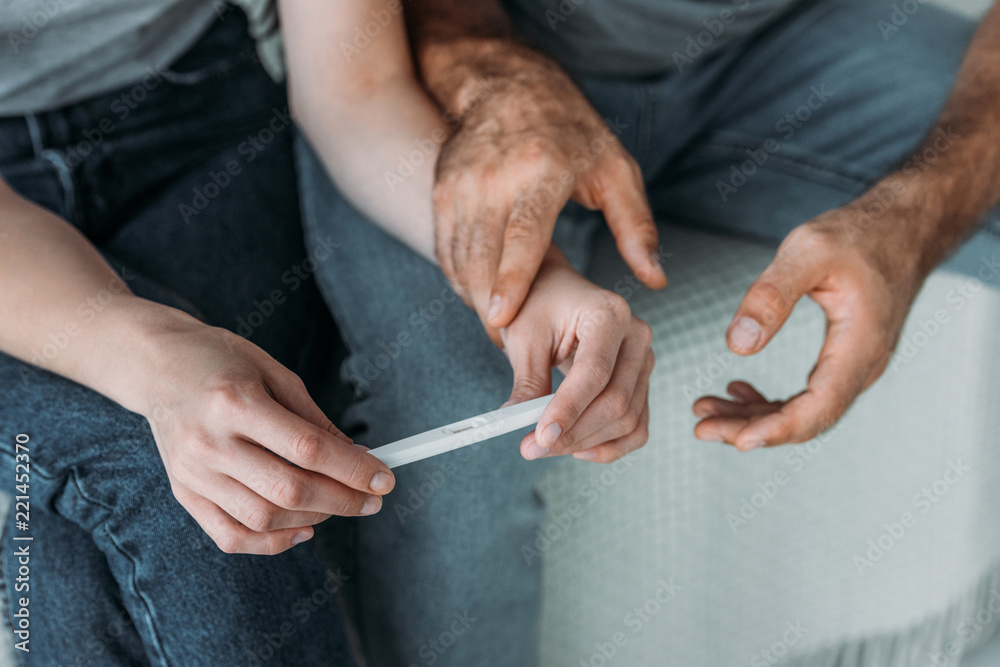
68, 468, 171, 667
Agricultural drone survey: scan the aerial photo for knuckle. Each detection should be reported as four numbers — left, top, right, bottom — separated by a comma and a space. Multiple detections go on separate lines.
344, 454, 373, 490
512, 375, 547, 399
213, 531, 241, 554
604, 388, 631, 422
244, 505, 275, 532
333, 492, 361, 517
600, 292, 631, 323
270, 475, 306, 509
504, 215, 539, 242
582, 356, 615, 390
519, 137, 555, 169
749, 281, 791, 325
290, 431, 324, 468
786, 224, 839, 257
633, 317, 654, 347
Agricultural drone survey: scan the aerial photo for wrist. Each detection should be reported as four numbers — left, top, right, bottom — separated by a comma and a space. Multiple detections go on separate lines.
84, 297, 207, 418
420, 39, 580, 121
845, 170, 951, 279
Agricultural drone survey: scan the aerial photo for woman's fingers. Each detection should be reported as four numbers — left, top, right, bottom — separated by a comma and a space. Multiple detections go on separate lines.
553, 338, 652, 455
205, 438, 383, 517
238, 386, 395, 496
174, 486, 314, 556
188, 471, 333, 532
574, 402, 651, 463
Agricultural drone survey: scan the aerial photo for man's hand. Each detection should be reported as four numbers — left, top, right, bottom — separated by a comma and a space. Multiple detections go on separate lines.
433, 73, 667, 329
501, 246, 654, 463
692, 201, 929, 450
143, 314, 395, 555
694, 1, 1000, 451
406, 0, 666, 331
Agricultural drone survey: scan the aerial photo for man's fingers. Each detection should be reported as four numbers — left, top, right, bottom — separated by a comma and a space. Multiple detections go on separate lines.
732, 317, 873, 450
693, 416, 750, 444
597, 159, 666, 290
487, 186, 565, 328
727, 245, 825, 356
432, 178, 460, 292
242, 395, 395, 496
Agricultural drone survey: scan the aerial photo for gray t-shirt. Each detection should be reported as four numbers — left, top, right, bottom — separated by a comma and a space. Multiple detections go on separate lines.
0, 0, 221, 115
502, 0, 798, 77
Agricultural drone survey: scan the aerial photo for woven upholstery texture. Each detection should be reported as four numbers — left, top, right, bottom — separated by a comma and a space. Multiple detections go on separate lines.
538, 225, 1000, 666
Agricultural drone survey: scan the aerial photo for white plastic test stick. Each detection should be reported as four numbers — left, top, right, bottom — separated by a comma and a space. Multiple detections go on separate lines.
369, 394, 554, 469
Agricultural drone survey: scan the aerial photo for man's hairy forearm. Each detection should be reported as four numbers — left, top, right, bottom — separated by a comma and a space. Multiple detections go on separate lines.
405, 0, 579, 119
863, 3, 1000, 274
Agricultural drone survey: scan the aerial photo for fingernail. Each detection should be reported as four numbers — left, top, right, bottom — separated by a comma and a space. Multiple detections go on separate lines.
292, 530, 312, 545
525, 441, 550, 460
729, 317, 762, 353
573, 450, 598, 461
741, 440, 766, 452
698, 433, 725, 442
361, 495, 382, 515
693, 404, 711, 418
540, 423, 562, 448
487, 295, 502, 321
370, 471, 394, 494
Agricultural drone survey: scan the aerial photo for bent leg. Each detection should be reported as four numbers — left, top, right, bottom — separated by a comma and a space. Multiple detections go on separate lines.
0, 355, 355, 667
296, 135, 564, 667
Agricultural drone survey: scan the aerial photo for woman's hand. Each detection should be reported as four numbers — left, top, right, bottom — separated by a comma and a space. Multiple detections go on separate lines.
139, 310, 395, 555
501, 247, 655, 464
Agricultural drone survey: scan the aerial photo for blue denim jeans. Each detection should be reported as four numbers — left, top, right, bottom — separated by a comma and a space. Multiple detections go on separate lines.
0, 10, 354, 667
295, 1, 998, 665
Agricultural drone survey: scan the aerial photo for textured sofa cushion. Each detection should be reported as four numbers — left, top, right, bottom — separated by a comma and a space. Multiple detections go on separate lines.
538, 224, 1000, 666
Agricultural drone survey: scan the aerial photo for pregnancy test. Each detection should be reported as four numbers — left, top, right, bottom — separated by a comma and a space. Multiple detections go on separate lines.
369, 394, 554, 469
